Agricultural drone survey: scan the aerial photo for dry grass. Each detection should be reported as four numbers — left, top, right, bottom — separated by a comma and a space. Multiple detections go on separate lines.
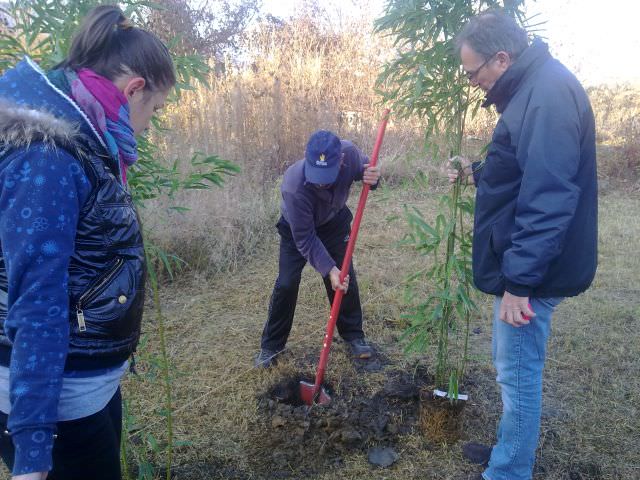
109, 180, 640, 480
588, 84, 640, 183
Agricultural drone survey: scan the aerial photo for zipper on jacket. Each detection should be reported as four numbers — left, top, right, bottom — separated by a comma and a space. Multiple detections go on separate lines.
75, 257, 125, 332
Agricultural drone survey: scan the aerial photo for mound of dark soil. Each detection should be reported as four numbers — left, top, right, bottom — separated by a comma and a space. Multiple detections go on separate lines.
247, 369, 430, 478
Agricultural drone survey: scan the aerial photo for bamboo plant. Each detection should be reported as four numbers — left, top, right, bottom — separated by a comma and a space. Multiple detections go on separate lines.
375, 0, 527, 401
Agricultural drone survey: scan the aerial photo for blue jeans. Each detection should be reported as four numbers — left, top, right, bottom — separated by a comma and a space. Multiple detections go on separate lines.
483, 296, 563, 480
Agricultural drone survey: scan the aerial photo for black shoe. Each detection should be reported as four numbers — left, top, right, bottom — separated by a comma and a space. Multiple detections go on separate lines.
254, 348, 280, 368
462, 442, 492, 466
347, 338, 374, 359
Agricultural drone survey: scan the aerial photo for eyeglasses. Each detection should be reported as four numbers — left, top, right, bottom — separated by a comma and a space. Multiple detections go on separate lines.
464, 53, 496, 81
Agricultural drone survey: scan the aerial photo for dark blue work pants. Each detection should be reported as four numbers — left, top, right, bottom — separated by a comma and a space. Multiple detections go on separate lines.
0, 388, 122, 480
261, 208, 364, 351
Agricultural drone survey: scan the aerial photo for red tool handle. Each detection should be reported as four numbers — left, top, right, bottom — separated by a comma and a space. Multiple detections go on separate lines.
311, 109, 391, 399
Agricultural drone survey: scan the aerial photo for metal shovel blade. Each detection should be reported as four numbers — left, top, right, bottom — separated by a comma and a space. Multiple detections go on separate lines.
299, 380, 331, 406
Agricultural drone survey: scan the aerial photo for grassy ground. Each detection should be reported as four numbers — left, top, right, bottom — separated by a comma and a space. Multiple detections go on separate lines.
1, 181, 637, 480
113, 181, 639, 480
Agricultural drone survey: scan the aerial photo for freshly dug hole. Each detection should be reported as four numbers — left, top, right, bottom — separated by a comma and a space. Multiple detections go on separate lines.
266, 375, 326, 407
247, 370, 426, 478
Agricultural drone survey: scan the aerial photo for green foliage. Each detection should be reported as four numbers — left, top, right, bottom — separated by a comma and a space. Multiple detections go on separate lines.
121, 399, 158, 480
401, 172, 475, 394
133, 134, 239, 206
375, 0, 527, 153
376, 0, 527, 399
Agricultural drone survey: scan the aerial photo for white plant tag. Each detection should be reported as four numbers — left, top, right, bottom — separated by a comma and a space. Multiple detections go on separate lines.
433, 389, 468, 401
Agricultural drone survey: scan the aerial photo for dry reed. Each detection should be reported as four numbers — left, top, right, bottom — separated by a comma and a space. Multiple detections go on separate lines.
143, 13, 639, 277
144, 13, 426, 275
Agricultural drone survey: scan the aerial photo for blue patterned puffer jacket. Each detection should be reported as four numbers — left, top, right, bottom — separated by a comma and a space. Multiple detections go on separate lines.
0, 58, 146, 371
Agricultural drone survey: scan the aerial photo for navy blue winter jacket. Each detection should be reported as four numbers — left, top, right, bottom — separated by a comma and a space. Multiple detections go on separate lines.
0, 58, 145, 474
471, 40, 597, 298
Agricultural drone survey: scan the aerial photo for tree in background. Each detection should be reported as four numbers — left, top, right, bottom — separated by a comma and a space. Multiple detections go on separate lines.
145, 0, 259, 57
375, 0, 527, 400
0, 1, 14, 32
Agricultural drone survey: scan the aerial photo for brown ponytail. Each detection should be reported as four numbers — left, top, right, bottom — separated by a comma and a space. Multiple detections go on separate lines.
58, 5, 175, 92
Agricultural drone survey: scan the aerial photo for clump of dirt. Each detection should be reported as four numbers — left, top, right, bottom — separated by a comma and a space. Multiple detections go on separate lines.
418, 391, 466, 444
247, 370, 428, 478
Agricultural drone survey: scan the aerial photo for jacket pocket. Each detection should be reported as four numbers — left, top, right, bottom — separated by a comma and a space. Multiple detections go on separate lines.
489, 219, 517, 259
74, 257, 141, 339
473, 225, 504, 294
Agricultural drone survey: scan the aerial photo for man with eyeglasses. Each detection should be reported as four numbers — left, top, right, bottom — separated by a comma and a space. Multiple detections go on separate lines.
448, 11, 597, 480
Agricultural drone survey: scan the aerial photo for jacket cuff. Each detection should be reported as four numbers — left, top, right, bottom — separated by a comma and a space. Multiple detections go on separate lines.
471, 161, 482, 186
504, 280, 532, 298
11, 428, 55, 475
318, 261, 336, 278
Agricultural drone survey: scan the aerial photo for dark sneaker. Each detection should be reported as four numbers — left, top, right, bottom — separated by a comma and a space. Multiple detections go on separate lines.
254, 348, 280, 368
347, 338, 374, 359
462, 442, 492, 466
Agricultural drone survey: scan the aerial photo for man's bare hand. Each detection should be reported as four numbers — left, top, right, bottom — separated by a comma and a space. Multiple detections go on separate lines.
363, 164, 381, 186
446, 156, 474, 185
500, 291, 535, 327
329, 266, 349, 292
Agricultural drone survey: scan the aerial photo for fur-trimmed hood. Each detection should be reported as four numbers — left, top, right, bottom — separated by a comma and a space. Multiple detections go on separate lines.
0, 57, 107, 156
0, 98, 80, 151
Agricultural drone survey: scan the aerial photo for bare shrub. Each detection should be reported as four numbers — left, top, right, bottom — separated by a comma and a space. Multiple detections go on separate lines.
144, 0, 259, 56
588, 84, 640, 180
160, 13, 423, 181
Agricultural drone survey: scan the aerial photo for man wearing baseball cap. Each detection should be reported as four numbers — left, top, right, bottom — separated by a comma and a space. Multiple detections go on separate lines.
255, 130, 381, 368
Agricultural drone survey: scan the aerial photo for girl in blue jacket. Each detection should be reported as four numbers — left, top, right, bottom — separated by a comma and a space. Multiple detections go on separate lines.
0, 5, 175, 479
